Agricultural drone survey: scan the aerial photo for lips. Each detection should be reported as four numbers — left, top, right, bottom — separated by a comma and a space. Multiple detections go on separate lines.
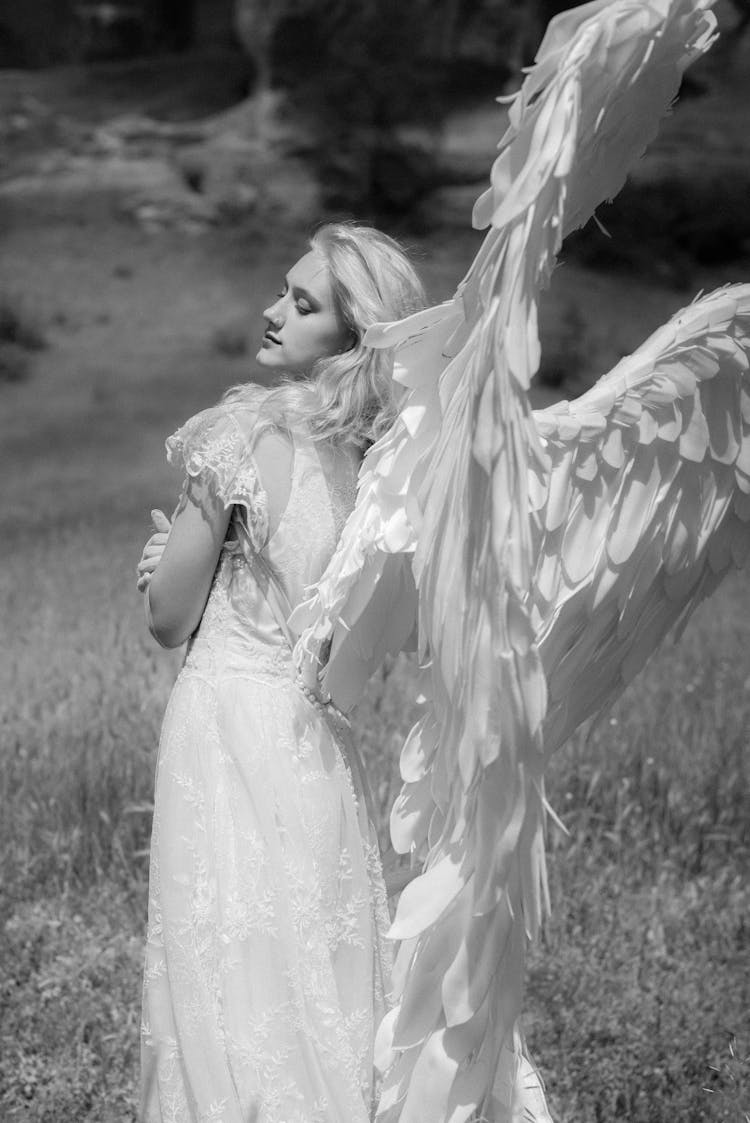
263, 331, 281, 345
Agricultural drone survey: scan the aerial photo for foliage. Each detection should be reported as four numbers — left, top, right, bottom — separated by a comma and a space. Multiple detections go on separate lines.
262, 0, 526, 214
565, 176, 750, 284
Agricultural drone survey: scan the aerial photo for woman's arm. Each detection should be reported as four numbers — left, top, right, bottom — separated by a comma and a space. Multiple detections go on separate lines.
145, 476, 232, 648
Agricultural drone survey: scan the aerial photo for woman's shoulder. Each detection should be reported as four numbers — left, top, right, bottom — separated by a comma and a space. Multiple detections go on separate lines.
163, 386, 276, 550
167, 384, 271, 456
212, 382, 273, 438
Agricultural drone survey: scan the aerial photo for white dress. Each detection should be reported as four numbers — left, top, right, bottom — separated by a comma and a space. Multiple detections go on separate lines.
140, 391, 394, 1123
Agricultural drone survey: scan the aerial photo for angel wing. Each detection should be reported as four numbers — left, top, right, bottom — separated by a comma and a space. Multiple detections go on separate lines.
383, 285, 750, 1123
532, 287, 750, 759
289, 2, 738, 1120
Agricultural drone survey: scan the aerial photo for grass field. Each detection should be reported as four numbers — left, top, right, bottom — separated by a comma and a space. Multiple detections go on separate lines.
1, 201, 749, 1122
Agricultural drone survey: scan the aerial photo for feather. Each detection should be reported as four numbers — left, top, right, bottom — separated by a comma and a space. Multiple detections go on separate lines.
656, 359, 699, 398
705, 332, 749, 373
400, 715, 439, 784
559, 494, 603, 585
734, 430, 750, 478
391, 774, 435, 855
638, 407, 660, 445
392, 900, 467, 1049
663, 481, 703, 574
617, 540, 664, 638
441, 896, 514, 1027
704, 374, 741, 463
678, 394, 710, 462
544, 448, 575, 531
740, 384, 750, 425
657, 402, 682, 442
535, 537, 563, 605
375, 1007, 401, 1075
388, 851, 468, 941
681, 344, 721, 380
376, 1043, 419, 1115
600, 426, 625, 469
607, 445, 663, 566
397, 1016, 489, 1123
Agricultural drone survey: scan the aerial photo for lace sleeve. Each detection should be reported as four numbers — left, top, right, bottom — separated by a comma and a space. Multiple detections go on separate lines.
165, 398, 269, 552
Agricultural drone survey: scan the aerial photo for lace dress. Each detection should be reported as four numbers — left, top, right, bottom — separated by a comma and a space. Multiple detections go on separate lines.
140, 393, 394, 1123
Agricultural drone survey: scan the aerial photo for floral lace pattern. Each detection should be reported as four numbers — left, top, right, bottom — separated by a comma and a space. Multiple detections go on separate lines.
166, 397, 270, 552
142, 402, 390, 1123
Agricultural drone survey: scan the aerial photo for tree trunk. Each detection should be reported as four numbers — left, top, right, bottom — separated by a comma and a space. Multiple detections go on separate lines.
233, 0, 278, 141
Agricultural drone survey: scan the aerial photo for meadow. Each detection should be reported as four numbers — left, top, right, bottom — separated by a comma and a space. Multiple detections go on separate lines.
1, 200, 749, 1123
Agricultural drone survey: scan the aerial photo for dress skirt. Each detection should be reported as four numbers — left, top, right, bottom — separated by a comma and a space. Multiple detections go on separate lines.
140, 654, 393, 1123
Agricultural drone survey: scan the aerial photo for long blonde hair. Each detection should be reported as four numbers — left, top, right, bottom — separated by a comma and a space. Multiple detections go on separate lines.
230, 222, 427, 449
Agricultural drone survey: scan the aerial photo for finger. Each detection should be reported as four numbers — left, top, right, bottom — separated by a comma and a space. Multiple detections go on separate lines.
138, 552, 162, 571
142, 535, 168, 553
151, 509, 171, 532
140, 533, 168, 554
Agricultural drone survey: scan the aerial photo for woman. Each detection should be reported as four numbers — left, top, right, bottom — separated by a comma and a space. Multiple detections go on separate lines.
136, 222, 427, 1123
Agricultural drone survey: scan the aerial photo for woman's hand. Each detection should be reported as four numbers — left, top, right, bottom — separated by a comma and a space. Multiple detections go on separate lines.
145, 477, 232, 647
136, 509, 172, 593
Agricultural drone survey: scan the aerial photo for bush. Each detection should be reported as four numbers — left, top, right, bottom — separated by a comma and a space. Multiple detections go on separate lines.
0, 294, 46, 352
0, 294, 46, 382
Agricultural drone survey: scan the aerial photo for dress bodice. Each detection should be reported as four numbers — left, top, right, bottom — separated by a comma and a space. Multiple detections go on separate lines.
165, 390, 359, 679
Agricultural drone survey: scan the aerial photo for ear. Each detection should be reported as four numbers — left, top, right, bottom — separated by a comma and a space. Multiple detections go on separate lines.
339, 330, 358, 354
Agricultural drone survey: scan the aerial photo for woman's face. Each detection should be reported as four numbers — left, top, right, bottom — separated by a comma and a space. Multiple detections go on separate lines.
256, 250, 351, 375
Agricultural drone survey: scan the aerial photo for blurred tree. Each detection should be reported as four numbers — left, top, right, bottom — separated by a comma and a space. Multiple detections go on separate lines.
158, 0, 196, 51
228, 0, 591, 211
233, 0, 324, 139
728, 0, 750, 40
233, 0, 276, 109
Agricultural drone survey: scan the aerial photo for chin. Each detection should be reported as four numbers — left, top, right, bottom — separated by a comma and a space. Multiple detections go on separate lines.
256, 348, 280, 368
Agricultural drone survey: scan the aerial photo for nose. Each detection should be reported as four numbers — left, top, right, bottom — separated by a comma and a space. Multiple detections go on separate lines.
263, 297, 283, 327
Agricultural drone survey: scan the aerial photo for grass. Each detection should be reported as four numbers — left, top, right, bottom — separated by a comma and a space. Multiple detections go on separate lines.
3, 497, 748, 1123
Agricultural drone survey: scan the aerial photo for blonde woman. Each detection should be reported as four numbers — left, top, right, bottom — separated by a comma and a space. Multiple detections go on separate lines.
136, 223, 427, 1123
